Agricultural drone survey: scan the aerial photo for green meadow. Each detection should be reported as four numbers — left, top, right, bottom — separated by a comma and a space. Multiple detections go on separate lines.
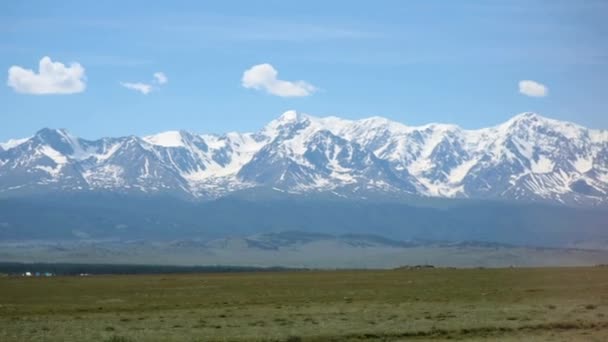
1, 267, 607, 341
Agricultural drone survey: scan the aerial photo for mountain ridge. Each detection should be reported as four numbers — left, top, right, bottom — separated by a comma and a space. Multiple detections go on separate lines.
1, 111, 607, 206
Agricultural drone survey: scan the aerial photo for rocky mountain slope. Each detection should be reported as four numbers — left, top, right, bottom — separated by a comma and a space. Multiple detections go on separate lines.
1, 111, 607, 206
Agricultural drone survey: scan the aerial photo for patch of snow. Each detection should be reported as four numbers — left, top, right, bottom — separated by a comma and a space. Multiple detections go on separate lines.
572, 157, 593, 173
519, 172, 573, 197
597, 172, 608, 184
589, 130, 608, 143
448, 159, 478, 184
0, 137, 30, 150
200, 134, 225, 149
183, 133, 267, 182
144, 131, 185, 147
140, 157, 150, 178
408, 158, 435, 175
512, 137, 534, 160
95, 142, 122, 161
330, 170, 356, 183
40, 146, 68, 165
83, 164, 125, 187
34, 165, 62, 177
531, 155, 555, 174
417, 177, 464, 197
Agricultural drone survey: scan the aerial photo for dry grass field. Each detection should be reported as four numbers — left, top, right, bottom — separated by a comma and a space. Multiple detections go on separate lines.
1, 267, 607, 341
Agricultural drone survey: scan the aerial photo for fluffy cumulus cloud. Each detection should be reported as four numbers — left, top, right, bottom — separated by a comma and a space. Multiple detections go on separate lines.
153, 72, 168, 85
120, 82, 153, 95
519, 80, 548, 97
121, 71, 168, 95
242, 63, 316, 97
7, 56, 86, 94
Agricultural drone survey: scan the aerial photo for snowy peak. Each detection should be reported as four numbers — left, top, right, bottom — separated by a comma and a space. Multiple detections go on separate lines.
277, 109, 300, 123
500, 112, 587, 140
31, 128, 77, 155
143, 130, 191, 147
507, 111, 543, 123
264, 110, 301, 129
1, 112, 607, 206
262, 110, 310, 139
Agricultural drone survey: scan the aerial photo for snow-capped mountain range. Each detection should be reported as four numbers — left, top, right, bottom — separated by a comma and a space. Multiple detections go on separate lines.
1, 111, 607, 206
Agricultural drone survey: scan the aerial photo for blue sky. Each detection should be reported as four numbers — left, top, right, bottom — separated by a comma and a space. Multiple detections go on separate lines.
1, 0, 607, 141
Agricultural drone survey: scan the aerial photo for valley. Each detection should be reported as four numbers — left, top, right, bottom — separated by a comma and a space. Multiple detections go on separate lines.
1, 267, 607, 341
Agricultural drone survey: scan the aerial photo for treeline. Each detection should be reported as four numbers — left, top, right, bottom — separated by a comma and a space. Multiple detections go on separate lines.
0, 262, 301, 276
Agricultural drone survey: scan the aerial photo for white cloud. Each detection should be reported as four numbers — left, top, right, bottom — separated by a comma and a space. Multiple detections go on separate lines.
242, 63, 316, 97
7, 56, 86, 94
153, 72, 168, 84
121, 72, 167, 95
519, 80, 548, 97
120, 82, 153, 95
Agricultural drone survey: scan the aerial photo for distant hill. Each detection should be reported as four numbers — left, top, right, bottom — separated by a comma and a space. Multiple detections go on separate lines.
0, 194, 607, 249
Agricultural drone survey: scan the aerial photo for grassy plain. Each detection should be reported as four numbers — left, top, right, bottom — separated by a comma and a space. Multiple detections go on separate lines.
1, 267, 607, 341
